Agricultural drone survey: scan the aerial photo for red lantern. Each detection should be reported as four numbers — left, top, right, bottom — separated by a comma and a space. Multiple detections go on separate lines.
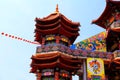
9, 35, 11, 37
1, 32, 39, 45
18, 37, 21, 40
1, 32, 4, 35
23, 39, 26, 41
20, 38, 22, 40
15, 37, 17, 39
12, 36, 14, 38
5, 34, 8, 36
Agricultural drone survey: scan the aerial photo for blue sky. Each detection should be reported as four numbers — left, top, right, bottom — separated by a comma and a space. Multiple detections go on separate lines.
0, 0, 105, 80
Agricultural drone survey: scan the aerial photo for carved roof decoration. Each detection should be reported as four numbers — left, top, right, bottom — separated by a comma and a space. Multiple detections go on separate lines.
92, 0, 120, 29
34, 5, 80, 44
35, 44, 113, 60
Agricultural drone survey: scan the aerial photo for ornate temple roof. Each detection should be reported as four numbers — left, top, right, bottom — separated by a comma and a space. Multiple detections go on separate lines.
92, 0, 120, 29
34, 5, 80, 44
30, 52, 82, 73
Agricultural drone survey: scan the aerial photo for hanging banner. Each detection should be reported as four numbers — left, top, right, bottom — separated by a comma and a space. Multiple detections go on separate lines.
87, 58, 105, 80
75, 31, 106, 52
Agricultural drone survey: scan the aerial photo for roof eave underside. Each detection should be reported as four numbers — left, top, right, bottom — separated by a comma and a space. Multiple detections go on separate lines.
92, 0, 120, 29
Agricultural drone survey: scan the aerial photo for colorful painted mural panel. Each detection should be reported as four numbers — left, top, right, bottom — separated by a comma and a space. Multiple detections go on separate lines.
87, 58, 105, 80
75, 31, 106, 52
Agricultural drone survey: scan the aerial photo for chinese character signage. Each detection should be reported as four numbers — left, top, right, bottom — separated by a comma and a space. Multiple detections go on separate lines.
87, 58, 105, 80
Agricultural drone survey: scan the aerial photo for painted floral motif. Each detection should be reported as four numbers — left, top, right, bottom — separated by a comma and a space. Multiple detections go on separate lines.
82, 51, 87, 57
89, 59, 101, 74
106, 54, 113, 59
44, 46, 50, 52
75, 32, 106, 52
98, 52, 104, 58
66, 48, 72, 55
36, 44, 113, 59
73, 50, 80, 56
90, 52, 96, 57
51, 46, 59, 51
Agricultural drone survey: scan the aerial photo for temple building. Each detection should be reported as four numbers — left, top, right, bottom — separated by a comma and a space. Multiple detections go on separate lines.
92, 0, 120, 80
30, 0, 120, 80
92, 0, 120, 52
30, 5, 82, 80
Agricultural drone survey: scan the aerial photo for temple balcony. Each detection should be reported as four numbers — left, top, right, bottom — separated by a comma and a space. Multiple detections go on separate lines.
35, 44, 113, 60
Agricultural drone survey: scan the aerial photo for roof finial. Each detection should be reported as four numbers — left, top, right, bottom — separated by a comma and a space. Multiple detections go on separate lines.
56, 4, 59, 13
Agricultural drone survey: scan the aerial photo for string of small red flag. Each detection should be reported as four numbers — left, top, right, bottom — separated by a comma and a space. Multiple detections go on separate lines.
1, 32, 39, 45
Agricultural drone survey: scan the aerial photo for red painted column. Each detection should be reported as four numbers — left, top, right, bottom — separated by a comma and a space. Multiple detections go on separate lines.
83, 59, 87, 80
55, 72, 59, 80
118, 39, 120, 50
70, 75, 72, 80
56, 36, 60, 44
42, 38, 45, 45
36, 72, 41, 80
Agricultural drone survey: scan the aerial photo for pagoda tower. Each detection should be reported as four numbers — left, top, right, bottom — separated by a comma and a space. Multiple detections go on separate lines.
92, 0, 120, 80
30, 5, 81, 80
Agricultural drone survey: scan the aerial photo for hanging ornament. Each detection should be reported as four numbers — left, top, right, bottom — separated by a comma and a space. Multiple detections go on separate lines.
1, 32, 39, 45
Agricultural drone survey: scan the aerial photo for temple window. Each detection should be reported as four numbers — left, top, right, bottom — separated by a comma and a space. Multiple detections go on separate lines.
110, 20, 120, 28
45, 40, 56, 45
42, 69, 54, 80
111, 12, 120, 29
42, 69, 54, 75
60, 36, 69, 46
45, 35, 56, 45
59, 70, 70, 80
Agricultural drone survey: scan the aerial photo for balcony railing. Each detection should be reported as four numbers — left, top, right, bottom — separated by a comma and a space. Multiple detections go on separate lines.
36, 44, 113, 59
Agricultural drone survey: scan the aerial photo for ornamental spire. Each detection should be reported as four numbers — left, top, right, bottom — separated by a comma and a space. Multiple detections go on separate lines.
55, 4, 59, 13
